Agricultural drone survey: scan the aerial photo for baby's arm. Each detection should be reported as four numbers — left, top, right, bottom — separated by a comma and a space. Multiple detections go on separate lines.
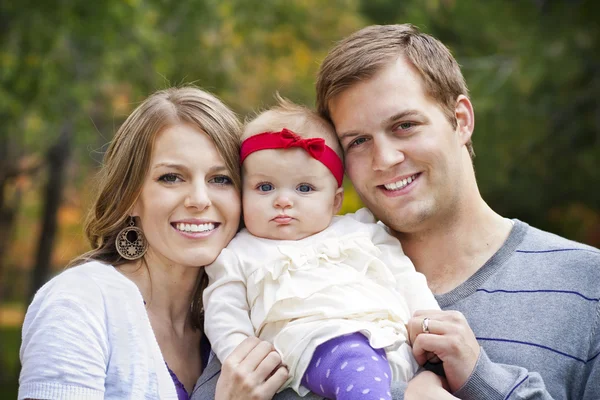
203, 248, 255, 362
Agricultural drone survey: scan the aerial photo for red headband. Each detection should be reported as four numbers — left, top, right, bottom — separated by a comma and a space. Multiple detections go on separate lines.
240, 128, 344, 187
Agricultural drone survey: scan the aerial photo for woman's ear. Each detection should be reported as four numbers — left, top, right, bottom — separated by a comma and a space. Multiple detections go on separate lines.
454, 95, 475, 145
333, 187, 344, 215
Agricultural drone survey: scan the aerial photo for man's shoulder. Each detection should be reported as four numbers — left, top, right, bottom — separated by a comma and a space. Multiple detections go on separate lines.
511, 220, 600, 289
517, 219, 600, 257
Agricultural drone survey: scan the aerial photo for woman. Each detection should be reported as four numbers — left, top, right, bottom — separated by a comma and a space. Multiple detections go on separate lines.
19, 87, 287, 400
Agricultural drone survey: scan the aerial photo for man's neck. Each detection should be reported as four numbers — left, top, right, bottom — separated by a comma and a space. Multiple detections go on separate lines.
394, 201, 512, 295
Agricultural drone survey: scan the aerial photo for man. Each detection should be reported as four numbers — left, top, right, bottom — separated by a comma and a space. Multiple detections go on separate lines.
315, 24, 600, 399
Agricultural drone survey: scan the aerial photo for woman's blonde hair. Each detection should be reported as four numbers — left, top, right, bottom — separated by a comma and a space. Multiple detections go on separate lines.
71, 86, 242, 329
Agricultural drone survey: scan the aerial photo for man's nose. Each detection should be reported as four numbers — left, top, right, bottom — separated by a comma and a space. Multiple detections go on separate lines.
372, 136, 405, 171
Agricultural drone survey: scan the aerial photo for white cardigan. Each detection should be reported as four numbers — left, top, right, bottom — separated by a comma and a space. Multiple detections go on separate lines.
19, 261, 178, 400
204, 208, 440, 394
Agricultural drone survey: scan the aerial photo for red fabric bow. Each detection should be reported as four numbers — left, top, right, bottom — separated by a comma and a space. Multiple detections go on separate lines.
240, 128, 344, 187
276, 129, 325, 159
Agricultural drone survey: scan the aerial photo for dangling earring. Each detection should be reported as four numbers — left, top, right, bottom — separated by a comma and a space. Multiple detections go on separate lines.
115, 217, 148, 260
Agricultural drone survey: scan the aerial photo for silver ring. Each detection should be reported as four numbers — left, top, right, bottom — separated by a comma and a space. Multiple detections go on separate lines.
422, 317, 431, 334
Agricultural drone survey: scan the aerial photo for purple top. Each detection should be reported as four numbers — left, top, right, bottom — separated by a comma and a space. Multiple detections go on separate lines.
165, 334, 210, 399
142, 300, 210, 400
167, 363, 191, 400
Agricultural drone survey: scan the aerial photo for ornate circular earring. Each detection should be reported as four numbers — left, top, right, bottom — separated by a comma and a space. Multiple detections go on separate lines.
115, 218, 148, 260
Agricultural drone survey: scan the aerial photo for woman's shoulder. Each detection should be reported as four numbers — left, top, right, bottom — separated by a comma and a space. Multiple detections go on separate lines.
29, 260, 138, 315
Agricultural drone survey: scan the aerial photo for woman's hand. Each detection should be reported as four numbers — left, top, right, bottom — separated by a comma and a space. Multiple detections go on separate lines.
405, 371, 458, 400
215, 337, 288, 400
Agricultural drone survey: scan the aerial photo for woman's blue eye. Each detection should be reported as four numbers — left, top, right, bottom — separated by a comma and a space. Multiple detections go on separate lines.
159, 173, 180, 183
258, 183, 274, 192
210, 175, 232, 185
297, 184, 313, 193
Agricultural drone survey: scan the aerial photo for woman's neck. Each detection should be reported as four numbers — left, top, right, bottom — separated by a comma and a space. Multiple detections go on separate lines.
118, 250, 201, 334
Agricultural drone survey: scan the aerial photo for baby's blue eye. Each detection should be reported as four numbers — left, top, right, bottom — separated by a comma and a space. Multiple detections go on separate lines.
258, 183, 274, 192
297, 184, 313, 193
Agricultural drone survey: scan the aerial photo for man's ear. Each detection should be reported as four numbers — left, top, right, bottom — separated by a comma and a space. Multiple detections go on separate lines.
333, 186, 344, 215
454, 95, 475, 145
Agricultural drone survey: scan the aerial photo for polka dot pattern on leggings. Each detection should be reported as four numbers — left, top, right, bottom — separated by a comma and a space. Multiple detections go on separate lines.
301, 332, 393, 399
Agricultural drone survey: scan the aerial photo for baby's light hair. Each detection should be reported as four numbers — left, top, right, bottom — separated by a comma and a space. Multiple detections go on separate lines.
243, 94, 344, 161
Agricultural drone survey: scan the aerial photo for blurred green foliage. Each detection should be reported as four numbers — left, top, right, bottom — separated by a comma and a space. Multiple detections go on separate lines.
0, 0, 598, 392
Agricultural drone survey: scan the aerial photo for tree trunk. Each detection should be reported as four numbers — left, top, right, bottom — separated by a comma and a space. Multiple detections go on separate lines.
29, 122, 73, 301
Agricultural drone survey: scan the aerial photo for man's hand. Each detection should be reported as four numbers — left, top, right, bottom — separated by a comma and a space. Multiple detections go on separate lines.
407, 310, 480, 392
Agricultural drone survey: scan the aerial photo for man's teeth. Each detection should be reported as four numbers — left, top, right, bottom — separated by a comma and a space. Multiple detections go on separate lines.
384, 175, 417, 191
175, 223, 215, 233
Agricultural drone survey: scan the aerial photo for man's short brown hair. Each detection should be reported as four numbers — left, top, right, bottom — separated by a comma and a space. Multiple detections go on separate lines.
316, 24, 474, 158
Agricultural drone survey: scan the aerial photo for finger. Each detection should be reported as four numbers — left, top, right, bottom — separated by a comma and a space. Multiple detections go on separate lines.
412, 309, 447, 318
406, 317, 421, 345
408, 313, 458, 345
261, 365, 289, 396
412, 333, 447, 365
240, 340, 275, 372
425, 352, 442, 364
226, 336, 261, 365
413, 310, 469, 326
254, 350, 283, 381
407, 316, 440, 345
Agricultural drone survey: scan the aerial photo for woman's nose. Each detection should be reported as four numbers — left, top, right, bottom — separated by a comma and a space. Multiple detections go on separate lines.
185, 182, 211, 210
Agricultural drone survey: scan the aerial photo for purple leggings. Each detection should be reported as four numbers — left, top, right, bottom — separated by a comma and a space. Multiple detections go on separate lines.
302, 333, 392, 400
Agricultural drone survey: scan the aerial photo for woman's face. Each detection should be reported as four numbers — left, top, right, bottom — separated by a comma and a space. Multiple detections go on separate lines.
132, 123, 241, 269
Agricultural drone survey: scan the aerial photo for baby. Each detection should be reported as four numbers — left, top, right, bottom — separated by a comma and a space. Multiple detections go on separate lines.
203, 98, 440, 399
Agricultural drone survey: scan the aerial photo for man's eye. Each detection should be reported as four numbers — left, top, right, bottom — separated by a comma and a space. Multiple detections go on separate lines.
158, 173, 180, 183
296, 184, 313, 193
258, 183, 274, 192
398, 122, 415, 130
349, 137, 368, 148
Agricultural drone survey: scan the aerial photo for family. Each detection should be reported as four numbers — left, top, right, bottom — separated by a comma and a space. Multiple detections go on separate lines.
18, 24, 600, 400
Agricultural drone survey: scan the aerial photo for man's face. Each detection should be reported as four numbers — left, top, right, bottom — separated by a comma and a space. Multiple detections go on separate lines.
329, 56, 471, 233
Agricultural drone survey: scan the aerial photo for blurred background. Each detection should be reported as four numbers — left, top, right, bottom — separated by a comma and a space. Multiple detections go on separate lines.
1, 0, 598, 396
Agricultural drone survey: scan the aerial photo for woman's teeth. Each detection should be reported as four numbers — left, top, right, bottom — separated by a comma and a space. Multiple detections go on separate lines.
175, 223, 215, 233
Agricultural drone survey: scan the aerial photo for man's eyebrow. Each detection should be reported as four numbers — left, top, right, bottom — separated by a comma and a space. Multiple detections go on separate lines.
386, 110, 424, 124
338, 110, 426, 141
338, 130, 363, 142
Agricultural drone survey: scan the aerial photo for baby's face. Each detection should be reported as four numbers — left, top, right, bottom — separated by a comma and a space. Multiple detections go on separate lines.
242, 147, 343, 240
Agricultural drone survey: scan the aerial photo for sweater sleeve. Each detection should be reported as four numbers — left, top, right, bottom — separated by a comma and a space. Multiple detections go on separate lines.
203, 248, 255, 363
453, 349, 555, 400
19, 270, 109, 400
581, 305, 600, 400
352, 208, 440, 313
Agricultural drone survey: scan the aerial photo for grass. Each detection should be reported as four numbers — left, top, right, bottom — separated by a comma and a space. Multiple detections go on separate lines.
0, 325, 20, 398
